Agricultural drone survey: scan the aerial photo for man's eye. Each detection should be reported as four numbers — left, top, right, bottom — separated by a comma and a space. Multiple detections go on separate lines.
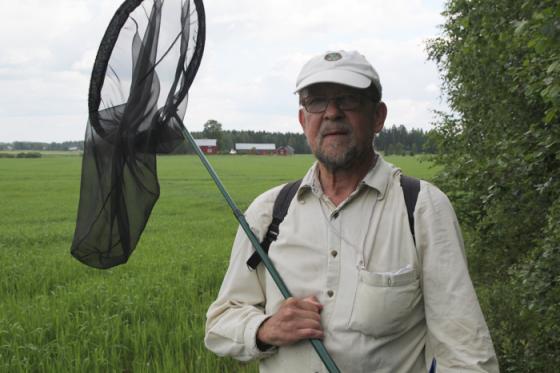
308, 97, 326, 106
339, 95, 359, 105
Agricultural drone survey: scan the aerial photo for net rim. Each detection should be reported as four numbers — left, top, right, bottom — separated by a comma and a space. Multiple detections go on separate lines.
87, 0, 206, 135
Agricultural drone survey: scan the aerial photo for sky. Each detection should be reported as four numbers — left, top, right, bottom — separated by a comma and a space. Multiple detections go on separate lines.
0, 0, 448, 142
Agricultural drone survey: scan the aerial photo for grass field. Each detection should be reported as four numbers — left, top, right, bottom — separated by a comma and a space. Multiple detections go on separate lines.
0, 154, 438, 372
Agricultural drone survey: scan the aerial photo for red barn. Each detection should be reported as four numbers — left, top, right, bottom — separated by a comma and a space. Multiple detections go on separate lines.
194, 139, 218, 154
276, 145, 295, 156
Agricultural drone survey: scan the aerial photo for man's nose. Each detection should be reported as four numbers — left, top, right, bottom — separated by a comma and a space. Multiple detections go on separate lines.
323, 99, 344, 120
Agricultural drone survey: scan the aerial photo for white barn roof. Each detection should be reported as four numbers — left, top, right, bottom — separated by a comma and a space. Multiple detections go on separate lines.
235, 143, 276, 151
194, 139, 217, 147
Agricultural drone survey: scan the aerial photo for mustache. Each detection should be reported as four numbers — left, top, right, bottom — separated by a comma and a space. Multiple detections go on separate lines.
318, 121, 352, 137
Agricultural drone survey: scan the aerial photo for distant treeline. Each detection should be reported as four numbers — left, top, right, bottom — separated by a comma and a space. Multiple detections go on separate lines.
1, 125, 434, 155
0, 152, 42, 158
183, 125, 434, 155
376, 125, 435, 155
181, 130, 312, 154
0, 141, 83, 151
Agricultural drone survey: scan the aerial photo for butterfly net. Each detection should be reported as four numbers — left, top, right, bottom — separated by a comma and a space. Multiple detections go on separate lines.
71, 0, 205, 269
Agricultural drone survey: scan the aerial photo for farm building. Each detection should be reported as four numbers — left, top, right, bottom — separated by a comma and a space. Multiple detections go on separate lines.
194, 139, 218, 154
276, 145, 295, 156
235, 143, 276, 155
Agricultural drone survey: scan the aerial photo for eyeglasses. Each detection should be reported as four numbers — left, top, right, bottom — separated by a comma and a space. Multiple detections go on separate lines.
301, 94, 374, 113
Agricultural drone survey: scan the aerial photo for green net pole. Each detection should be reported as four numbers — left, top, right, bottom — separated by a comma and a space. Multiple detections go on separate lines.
175, 115, 340, 373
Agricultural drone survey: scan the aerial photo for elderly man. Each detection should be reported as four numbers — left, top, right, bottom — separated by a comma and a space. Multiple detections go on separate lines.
205, 50, 499, 372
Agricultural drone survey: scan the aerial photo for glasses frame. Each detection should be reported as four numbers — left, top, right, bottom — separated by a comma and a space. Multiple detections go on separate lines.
301, 93, 376, 114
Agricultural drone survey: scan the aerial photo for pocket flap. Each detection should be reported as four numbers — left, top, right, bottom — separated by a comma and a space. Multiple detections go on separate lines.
359, 266, 417, 287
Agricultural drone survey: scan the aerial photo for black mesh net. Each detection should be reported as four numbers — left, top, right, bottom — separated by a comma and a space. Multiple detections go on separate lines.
70, 0, 205, 269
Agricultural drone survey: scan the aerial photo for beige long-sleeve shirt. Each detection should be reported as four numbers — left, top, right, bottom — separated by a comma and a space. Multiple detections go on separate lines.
205, 157, 499, 372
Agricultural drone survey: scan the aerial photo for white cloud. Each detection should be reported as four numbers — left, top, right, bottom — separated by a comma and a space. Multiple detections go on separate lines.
0, 115, 86, 142
71, 49, 97, 72
425, 83, 440, 94
385, 98, 443, 130
0, 0, 448, 141
0, 47, 54, 67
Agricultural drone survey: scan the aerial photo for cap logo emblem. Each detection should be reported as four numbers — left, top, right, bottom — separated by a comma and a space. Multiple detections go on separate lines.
324, 52, 342, 62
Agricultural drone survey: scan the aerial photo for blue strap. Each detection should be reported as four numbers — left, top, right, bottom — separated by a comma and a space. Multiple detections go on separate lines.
429, 358, 437, 373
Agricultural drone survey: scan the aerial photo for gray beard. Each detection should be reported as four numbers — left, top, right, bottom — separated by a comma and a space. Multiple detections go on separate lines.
311, 120, 375, 173
314, 140, 366, 173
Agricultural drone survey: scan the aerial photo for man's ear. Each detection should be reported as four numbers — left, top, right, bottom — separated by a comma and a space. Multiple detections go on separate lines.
373, 102, 387, 134
298, 108, 306, 129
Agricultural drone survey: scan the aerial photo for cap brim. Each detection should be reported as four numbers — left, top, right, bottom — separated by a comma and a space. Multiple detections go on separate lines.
294, 70, 372, 93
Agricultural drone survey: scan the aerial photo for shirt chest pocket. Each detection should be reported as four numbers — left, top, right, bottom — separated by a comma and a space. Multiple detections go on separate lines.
348, 267, 422, 338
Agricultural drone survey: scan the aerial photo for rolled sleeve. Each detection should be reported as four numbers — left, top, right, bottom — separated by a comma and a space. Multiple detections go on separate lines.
416, 182, 499, 372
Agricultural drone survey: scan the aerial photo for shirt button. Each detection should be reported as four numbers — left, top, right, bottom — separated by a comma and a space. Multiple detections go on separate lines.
327, 290, 334, 298
330, 250, 338, 258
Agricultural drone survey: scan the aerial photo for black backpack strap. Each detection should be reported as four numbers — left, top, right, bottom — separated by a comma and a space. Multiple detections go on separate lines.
400, 174, 420, 244
246, 179, 302, 270
246, 175, 419, 269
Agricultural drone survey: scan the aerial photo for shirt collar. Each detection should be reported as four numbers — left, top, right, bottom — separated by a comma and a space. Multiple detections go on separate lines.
296, 154, 399, 201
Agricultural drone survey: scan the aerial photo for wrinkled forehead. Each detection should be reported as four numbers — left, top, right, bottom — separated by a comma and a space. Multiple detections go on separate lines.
301, 83, 366, 97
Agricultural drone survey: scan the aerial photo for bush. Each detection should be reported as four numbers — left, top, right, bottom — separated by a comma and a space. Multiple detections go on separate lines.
15, 152, 42, 158
427, 0, 560, 370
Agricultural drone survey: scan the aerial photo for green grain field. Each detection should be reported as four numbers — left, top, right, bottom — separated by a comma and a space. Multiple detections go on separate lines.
0, 154, 438, 372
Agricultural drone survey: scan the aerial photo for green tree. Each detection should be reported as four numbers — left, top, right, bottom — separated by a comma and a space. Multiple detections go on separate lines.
393, 142, 405, 156
202, 119, 224, 150
427, 0, 560, 370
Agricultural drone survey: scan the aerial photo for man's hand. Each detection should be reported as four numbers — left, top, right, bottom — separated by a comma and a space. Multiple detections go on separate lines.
257, 296, 324, 347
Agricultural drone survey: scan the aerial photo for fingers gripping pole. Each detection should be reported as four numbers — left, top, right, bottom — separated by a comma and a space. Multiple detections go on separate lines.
174, 114, 340, 373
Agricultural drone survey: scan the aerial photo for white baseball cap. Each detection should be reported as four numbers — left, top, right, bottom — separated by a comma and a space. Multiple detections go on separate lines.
295, 50, 381, 97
